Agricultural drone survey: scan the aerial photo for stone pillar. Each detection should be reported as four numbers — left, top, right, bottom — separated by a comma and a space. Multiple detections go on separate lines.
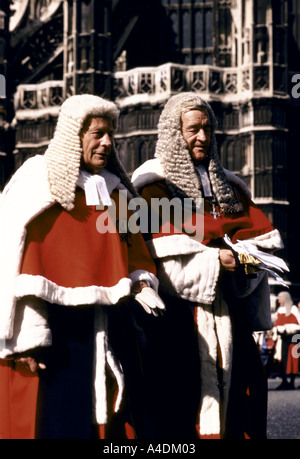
64, 0, 113, 99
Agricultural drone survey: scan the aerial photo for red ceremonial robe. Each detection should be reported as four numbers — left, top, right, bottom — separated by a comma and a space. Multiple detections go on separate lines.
0, 188, 156, 439
138, 179, 275, 439
140, 180, 274, 245
275, 311, 300, 374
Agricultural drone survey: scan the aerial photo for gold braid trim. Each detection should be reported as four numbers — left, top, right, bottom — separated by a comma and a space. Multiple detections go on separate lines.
238, 253, 261, 275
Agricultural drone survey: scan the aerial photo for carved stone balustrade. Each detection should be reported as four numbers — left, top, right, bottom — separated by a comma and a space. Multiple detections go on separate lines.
14, 80, 65, 119
113, 62, 278, 107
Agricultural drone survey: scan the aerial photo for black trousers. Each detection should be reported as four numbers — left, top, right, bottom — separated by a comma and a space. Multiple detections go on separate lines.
35, 304, 96, 439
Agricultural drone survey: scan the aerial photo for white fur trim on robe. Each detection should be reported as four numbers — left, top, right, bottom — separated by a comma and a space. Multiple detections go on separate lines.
242, 228, 284, 251
14, 270, 158, 308
196, 292, 232, 436
15, 275, 133, 307
0, 155, 53, 339
132, 158, 252, 200
0, 297, 52, 358
94, 307, 125, 425
146, 234, 221, 304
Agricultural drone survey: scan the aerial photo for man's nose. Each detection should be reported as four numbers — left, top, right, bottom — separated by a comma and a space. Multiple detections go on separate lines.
196, 129, 207, 142
101, 133, 112, 146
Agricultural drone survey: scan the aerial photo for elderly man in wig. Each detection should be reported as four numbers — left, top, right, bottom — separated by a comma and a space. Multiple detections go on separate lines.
132, 92, 286, 439
0, 94, 164, 439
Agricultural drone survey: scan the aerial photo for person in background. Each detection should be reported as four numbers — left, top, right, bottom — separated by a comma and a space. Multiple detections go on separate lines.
273, 291, 300, 390
132, 92, 286, 439
0, 94, 163, 439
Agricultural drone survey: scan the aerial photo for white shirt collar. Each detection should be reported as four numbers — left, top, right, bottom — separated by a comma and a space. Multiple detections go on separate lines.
196, 164, 213, 197
77, 168, 121, 206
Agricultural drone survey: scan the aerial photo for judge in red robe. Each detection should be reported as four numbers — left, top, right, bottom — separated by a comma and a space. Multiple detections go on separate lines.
273, 291, 300, 390
132, 92, 286, 439
0, 95, 162, 439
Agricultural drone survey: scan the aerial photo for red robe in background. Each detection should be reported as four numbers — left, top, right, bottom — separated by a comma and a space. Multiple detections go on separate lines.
275, 308, 300, 375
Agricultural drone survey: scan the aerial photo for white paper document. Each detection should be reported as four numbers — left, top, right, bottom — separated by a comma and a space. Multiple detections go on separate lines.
224, 234, 289, 287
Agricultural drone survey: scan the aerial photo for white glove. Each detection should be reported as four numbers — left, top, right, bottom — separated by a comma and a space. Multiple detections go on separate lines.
134, 287, 165, 317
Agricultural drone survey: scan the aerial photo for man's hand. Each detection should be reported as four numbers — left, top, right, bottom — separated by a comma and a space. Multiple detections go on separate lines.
11, 356, 46, 373
219, 249, 237, 272
131, 280, 148, 294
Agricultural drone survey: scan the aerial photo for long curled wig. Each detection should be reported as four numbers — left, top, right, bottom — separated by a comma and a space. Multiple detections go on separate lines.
44, 94, 138, 211
155, 92, 243, 213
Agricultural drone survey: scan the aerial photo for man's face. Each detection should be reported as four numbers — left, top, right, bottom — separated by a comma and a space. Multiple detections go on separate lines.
80, 117, 114, 174
278, 295, 285, 306
181, 109, 211, 165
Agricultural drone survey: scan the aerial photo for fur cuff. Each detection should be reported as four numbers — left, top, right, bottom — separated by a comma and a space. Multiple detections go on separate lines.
15, 274, 132, 306
146, 234, 208, 259
283, 323, 300, 335
0, 296, 51, 358
246, 229, 284, 251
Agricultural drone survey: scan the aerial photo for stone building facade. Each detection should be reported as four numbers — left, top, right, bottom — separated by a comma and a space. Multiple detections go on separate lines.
1, 0, 300, 298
